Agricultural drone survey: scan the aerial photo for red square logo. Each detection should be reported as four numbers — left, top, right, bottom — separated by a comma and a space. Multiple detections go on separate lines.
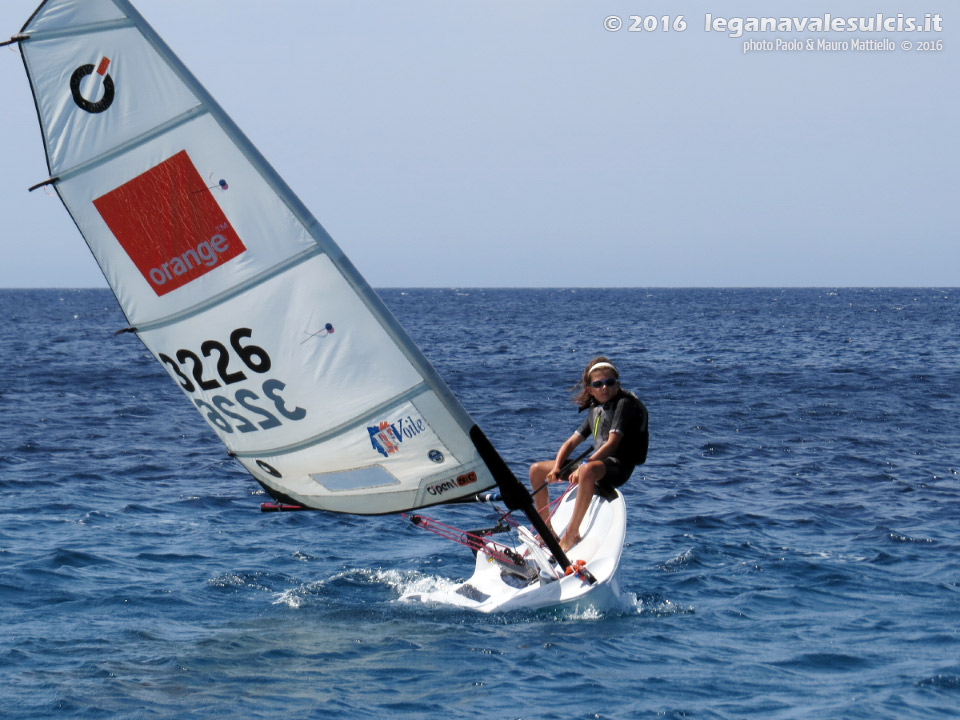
93, 150, 246, 296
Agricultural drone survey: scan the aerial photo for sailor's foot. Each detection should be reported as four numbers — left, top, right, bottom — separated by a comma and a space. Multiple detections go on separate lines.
559, 532, 581, 553
534, 525, 559, 546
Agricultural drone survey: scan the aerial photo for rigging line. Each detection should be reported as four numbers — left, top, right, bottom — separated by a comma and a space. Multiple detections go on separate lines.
406, 514, 518, 566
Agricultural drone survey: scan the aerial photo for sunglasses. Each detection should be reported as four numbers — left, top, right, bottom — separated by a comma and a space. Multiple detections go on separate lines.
589, 378, 619, 389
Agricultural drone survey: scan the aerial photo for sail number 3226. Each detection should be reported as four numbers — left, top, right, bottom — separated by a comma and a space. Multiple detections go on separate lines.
158, 327, 306, 434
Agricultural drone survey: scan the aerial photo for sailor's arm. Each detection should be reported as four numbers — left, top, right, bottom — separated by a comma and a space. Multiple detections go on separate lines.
547, 432, 584, 482
585, 430, 622, 463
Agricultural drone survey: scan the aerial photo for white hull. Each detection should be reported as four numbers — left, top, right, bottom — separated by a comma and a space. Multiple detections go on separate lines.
401, 486, 626, 612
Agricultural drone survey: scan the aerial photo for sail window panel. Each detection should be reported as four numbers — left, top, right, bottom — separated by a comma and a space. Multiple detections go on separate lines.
259, 470, 421, 516
22, 0, 126, 36
311, 467, 401, 493
138, 255, 424, 453
56, 114, 319, 326
22, 26, 201, 176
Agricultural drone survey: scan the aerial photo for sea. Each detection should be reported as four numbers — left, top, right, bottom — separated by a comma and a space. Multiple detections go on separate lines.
1, 287, 958, 719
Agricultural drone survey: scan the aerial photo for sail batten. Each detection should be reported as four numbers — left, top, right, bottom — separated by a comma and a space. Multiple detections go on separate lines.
52, 104, 207, 184
17, 17, 133, 41
15, 0, 519, 515
231, 383, 434, 459
133, 245, 324, 334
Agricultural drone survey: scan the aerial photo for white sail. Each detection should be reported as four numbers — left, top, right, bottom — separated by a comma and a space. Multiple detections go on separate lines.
15, 0, 504, 514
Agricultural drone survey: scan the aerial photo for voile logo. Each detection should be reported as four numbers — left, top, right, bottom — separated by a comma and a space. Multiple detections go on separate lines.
368, 415, 428, 458
93, 150, 246, 296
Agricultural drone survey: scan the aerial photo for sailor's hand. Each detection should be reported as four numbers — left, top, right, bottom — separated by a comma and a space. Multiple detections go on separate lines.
546, 469, 560, 483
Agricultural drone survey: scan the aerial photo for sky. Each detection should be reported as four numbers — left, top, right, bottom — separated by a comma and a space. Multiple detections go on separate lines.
0, 0, 956, 288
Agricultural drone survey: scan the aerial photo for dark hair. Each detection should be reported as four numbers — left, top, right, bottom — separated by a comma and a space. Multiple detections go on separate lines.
572, 356, 620, 410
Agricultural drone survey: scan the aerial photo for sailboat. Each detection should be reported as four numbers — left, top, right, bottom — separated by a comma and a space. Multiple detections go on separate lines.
5, 0, 626, 612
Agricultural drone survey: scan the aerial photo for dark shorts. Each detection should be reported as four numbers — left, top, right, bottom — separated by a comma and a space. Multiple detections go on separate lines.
598, 457, 635, 493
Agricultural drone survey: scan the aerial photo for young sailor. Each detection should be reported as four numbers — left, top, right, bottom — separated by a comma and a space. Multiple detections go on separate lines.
529, 357, 649, 552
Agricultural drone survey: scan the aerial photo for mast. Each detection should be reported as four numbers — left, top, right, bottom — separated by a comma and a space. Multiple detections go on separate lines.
471, 426, 573, 571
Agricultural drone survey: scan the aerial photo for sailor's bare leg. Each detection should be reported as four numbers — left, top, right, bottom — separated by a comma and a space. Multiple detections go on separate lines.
528, 460, 557, 531
559, 461, 605, 552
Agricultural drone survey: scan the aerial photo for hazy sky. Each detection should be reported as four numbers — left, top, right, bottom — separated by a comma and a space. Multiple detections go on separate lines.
0, 0, 956, 288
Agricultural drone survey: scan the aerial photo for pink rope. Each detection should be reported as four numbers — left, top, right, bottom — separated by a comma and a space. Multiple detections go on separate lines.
404, 514, 518, 566
406, 483, 577, 563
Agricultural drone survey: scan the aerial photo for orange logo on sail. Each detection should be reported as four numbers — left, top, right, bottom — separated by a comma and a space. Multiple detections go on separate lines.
93, 150, 246, 296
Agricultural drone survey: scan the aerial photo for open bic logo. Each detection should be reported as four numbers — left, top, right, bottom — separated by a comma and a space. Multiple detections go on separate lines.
93, 150, 246, 296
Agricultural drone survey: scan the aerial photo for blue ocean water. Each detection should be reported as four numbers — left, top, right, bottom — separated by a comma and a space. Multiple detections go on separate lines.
1, 287, 959, 719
